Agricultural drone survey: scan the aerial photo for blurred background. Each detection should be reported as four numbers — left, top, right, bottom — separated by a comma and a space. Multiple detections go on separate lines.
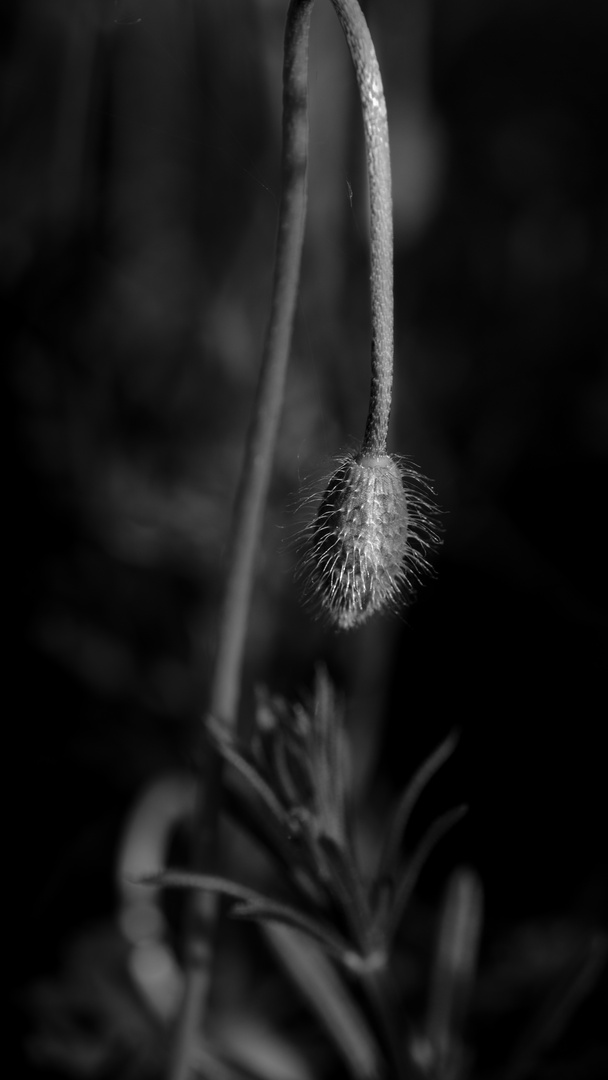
4, 0, 607, 1076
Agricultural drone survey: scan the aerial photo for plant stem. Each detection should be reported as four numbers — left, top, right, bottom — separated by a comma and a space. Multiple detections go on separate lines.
170, 1, 394, 1075
169, 9, 312, 1080
327, 0, 394, 456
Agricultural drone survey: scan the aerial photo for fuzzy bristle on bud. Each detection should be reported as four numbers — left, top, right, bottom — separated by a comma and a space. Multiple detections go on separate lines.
298, 453, 439, 630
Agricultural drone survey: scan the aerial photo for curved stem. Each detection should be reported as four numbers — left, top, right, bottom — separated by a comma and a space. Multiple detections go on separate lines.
170, 2, 394, 1076
328, 0, 394, 457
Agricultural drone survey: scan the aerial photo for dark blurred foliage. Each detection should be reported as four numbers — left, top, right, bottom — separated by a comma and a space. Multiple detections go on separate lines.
3, 0, 607, 1077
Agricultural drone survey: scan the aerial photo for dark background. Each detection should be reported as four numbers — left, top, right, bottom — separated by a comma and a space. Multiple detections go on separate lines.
4, 0, 607, 1076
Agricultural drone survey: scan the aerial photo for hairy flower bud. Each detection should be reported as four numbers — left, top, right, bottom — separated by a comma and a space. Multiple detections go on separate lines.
298, 453, 439, 629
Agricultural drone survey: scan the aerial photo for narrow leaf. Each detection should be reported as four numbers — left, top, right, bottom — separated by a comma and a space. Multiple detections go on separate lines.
141, 869, 351, 964
387, 806, 467, 941
317, 835, 374, 951
139, 869, 271, 906
425, 867, 484, 1071
221, 772, 326, 907
376, 731, 459, 889
207, 715, 288, 828
264, 923, 383, 1080
231, 899, 352, 965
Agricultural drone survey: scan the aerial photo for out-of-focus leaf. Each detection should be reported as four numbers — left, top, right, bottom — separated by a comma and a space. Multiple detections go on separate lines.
204, 1013, 315, 1080
386, 806, 468, 941
375, 731, 459, 893
231, 900, 352, 965
144, 870, 353, 964
207, 715, 289, 829
264, 923, 383, 1080
423, 867, 484, 1080
316, 835, 375, 953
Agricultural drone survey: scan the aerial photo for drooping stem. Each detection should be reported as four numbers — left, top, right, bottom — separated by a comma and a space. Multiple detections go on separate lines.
170, 2, 394, 1076
328, 0, 394, 457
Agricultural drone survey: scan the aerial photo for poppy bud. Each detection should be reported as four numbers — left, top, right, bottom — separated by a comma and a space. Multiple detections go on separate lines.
299, 452, 438, 629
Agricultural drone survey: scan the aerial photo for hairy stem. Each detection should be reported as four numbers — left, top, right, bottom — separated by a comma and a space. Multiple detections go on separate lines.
170, 1, 394, 1076
328, 0, 394, 456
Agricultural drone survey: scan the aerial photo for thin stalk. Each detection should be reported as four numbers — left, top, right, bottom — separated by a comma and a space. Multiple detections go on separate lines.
170, 1, 395, 1076
169, 8, 311, 1080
